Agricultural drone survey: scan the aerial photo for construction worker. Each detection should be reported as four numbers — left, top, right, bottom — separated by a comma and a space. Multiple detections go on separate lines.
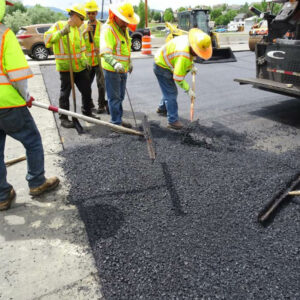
154, 29, 212, 130
0, 0, 59, 211
44, 4, 98, 129
100, 2, 139, 128
83, 0, 108, 114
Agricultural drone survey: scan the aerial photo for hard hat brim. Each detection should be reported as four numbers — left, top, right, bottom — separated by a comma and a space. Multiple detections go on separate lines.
189, 29, 212, 61
109, 6, 140, 25
6, 1, 14, 6
66, 8, 86, 18
85, 8, 98, 12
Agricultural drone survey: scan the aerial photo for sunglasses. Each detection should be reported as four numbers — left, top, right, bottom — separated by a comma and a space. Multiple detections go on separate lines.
87, 12, 97, 15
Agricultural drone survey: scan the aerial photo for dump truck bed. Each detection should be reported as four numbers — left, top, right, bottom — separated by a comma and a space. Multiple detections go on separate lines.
235, 77, 300, 98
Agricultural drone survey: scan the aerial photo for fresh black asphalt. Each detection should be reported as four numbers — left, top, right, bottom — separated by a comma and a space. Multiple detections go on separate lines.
41, 53, 300, 299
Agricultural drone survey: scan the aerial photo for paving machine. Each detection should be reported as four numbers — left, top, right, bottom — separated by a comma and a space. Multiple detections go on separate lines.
166, 9, 236, 64
235, 0, 300, 98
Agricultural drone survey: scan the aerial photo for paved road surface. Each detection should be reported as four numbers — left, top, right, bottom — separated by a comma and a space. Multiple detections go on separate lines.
40, 53, 300, 299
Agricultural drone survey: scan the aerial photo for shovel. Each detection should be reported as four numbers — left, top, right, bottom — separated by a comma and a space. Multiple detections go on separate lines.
190, 68, 196, 121
66, 33, 84, 134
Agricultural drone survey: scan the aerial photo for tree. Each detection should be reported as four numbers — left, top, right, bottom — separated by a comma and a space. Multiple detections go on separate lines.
5, 1, 26, 15
27, 5, 66, 24
164, 8, 174, 22
137, 0, 145, 28
153, 11, 161, 22
210, 8, 222, 21
178, 7, 186, 13
3, 10, 31, 33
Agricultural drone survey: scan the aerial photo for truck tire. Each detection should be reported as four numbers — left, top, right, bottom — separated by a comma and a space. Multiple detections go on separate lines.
131, 37, 142, 51
32, 44, 49, 60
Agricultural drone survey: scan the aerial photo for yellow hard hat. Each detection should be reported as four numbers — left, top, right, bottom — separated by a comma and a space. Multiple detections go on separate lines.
66, 3, 87, 19
85, 0, 99, 12
109, 2, 140, 25
188, 28, 212, 60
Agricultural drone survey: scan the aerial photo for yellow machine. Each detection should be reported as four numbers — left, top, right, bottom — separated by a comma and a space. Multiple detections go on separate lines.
166, 9, 236, 63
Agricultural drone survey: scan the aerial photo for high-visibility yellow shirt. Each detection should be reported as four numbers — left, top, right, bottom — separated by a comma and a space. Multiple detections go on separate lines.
100, 20, 131, 73
44, 21, 87, 72
82, 20, 101, 67
0, 24, 33, 109
155, 35, 193, 90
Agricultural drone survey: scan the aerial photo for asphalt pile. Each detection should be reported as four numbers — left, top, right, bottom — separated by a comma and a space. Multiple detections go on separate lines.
62, 121, 300, 300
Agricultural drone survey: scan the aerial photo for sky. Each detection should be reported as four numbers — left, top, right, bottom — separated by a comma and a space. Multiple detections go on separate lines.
22, 0, 248, 11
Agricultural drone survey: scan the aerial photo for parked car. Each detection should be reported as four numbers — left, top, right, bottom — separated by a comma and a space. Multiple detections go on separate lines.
129, 28, 151, 51
214, 27, 227, 33
16, 24, 53, 60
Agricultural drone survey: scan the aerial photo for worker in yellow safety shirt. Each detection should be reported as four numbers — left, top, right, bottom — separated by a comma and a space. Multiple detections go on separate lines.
100, 2, 139, 128
82, 0, 108, 114
44, 4, 98, 129
154, 29, 212, 130
0, 0, 59, 211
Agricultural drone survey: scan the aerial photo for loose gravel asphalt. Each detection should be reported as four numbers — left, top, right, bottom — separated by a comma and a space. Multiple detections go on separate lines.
41, 53, 300, 299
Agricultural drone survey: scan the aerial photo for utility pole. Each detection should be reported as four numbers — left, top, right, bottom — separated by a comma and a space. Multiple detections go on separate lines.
145, 0, 148, 27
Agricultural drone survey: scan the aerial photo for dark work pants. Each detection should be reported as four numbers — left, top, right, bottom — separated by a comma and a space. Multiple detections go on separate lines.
88, 65, 106, 108
59, 69, 92, 117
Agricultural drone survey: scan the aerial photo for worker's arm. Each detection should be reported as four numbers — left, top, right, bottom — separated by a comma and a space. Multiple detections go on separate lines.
100, 25, 117, 67
173, 57, 193, 92
44, 22, 65, 47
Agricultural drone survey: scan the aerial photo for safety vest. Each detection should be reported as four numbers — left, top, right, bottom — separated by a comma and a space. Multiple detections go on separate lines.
44, 21, 87, 72
155, 35, 193, 82
100, 20, 131, 73
0, 24, 33, 109
82, 20, 101, 67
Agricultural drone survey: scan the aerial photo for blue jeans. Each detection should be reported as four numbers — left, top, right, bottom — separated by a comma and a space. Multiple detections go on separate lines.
104, 70, 127, 125
0, 106, 45, 202
153, 63, 178, 124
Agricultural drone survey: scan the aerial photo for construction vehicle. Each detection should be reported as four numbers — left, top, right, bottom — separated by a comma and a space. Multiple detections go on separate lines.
165, 9, 236, 64
235, 0, 300, 98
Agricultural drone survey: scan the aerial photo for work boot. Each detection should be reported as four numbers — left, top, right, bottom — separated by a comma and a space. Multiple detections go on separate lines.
29, 177, 60, 197
156, 107, 167, 116
167, 121, 183, 130
0, 188, 16, 211
83, 112, 100, 120
122, 121, 132, 128
61, 118, 75, 128
96, 106, 106, 114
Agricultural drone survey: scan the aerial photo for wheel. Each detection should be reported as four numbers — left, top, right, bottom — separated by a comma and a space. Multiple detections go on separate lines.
32, 44, 49, 60
28, 54, 34, 59
131, 37, 142, 51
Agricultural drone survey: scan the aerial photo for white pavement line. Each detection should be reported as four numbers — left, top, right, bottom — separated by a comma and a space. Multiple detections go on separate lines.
0, 63, 102, 300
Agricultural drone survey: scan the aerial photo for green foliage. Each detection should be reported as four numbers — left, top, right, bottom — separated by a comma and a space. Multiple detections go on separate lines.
210, 8, 222, 21
5, 1, 26, 14
153, 11, 161, 22
27, 5, 66, 25
178, 7, 186, 13
164, 8, 174, 22
137, 0, 145, 28
215, 9, 237, 26
3, 10, 31, 32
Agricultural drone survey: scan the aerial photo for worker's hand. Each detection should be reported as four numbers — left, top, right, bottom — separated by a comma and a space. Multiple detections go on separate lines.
114, 62, 125, 73
191, 65, 197, 74
60, 24, 70, 36
83, 25, 93, 36
128, 61, 133, 74
26, 96, 35, 108
188, 88, 196, 98
83, 60, 91, 71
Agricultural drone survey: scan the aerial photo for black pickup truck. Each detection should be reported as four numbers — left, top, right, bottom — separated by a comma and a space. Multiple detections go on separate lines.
129, 28, 151, 51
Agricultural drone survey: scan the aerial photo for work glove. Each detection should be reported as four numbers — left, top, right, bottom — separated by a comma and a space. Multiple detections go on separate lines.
83, 60, 91, 71
26, 96, 35, 108
188, 88, 196, 98
191, 65, 197, 74
114, 62, 125, 73
60, 24, 70, 36
128, 61, 133, 74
